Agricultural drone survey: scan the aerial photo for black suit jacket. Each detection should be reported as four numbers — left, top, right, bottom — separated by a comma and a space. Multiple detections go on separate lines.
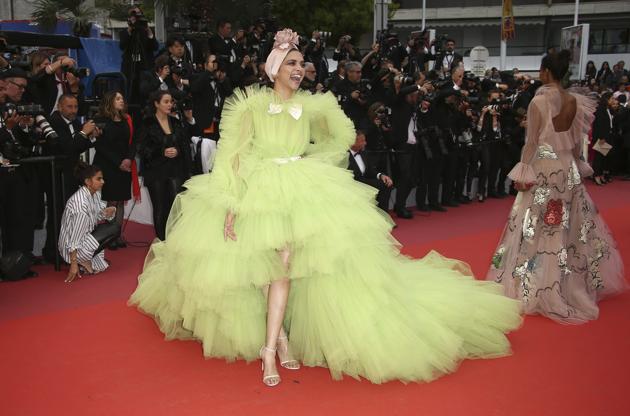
430, 51, 463, 72
190, 71, 233, 132
390, 85, 422, 149
348, 151, 379, 181
593, 105, 613, 143
48, 111, 93, 163
139, 71, 166, 104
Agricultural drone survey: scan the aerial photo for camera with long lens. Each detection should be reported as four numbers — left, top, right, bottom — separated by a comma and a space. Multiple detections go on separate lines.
3, 103, 58, 142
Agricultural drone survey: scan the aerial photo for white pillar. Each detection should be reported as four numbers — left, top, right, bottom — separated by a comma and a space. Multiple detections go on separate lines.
500, 39, 507, 70
574, 0, 580, 26
154, 3, 166, 43
421, 0, 426, 31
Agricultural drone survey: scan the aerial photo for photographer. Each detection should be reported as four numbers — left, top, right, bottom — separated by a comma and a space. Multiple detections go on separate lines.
300, 62, 324, 94
119, 6, 159, 105
29, 52, 84, 115
415, 96, 446, 212
364, 102, 395, 174
476, 89, 510, 199
348, 130, 393, 212
209, 20, 239, 77
139, 54, 171, 105
379, 33, 407, 70
405, 32, 431, 74
390, 80, 427, 218
165, 35, 194, 88
333, 35, 362, 63
191, 54, 233, 140
138, 91, 194, 240
304, 31, 329, 85
332, 61, 370, 128
428, 38, 463, 79
0, 68, 39, 277
93, 91, 137, 249
41, 94, 100, 262
434, 67, 470, 207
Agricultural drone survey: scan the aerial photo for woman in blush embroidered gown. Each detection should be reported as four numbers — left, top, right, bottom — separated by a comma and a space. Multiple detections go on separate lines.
130, 29, 522, 387
487, 50, 627, 324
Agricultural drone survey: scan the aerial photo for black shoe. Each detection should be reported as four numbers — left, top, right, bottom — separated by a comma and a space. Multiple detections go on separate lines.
458, 196, 472, 204
429, 204, 447, 212
416, 205, 431, 212
395, 208, 413, 219
115, 238, 127, 248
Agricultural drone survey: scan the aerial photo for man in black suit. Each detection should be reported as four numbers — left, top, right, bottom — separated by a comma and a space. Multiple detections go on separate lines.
429, 38, 463, 78
139, 54, 170, 105
190, 54, 233, 139
389, 82, 427, 219
43, 94, 99, 261
349, 131, 393, 212
333, 62, 370, 128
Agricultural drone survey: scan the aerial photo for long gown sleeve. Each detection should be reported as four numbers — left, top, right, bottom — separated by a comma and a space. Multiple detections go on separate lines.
508, 97, 542, 184
306, 92, 356, 168
571, 93, 598, 176
202, 88, 254, 214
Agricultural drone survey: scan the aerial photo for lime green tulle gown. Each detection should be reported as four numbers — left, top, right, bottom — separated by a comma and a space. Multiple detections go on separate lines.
129, 86, 522, 383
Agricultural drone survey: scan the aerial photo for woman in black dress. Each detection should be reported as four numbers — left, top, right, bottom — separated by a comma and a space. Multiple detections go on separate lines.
93, 91, 136, 248
138, 90, 195, 240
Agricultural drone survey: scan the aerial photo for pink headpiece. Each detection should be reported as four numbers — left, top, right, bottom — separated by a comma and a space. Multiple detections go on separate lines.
264, 29, 300, 82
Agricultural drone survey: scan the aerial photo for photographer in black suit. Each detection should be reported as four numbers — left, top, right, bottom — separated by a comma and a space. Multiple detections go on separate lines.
348, 131, 393, 212
0, 69, 40, 275
415, 97, 446, 212
429, 38, 463, 78
332, 62, 370, 129
139, 54, 170, 105
190, 54, 233, 139
390, 81, 427, 218
43, 94, 100, 261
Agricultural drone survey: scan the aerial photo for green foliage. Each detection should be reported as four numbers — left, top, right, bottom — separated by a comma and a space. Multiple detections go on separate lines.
32, 0, 98, 36
272, 0, 373, 42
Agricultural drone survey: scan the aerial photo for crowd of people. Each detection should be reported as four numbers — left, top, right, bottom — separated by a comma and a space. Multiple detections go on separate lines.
0, 5, 629, 281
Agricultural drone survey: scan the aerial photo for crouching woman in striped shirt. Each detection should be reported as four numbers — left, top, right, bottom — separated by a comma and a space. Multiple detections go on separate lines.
59, 162, 120, 283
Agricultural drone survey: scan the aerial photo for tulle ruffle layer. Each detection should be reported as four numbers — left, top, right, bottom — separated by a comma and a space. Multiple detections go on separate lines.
130, 158, 522, 383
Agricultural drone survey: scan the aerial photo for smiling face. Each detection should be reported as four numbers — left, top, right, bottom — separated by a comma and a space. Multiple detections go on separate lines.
275, 50, 305, 91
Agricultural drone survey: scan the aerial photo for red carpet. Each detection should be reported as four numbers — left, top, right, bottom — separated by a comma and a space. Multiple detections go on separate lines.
1, 182, 629, 416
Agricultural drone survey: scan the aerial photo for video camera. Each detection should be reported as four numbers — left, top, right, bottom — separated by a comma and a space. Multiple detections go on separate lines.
128, 9, 149, 31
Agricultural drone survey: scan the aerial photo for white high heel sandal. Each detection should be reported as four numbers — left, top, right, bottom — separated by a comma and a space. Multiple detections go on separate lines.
277, 336, 301, 370
259, 346, 281, 387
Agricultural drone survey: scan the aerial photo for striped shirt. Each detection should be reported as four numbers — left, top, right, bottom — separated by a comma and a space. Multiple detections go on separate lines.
58, 186, 112, 273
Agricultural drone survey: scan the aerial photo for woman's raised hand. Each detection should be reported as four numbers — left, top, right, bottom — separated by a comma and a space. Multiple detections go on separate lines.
224, 211, 237, 241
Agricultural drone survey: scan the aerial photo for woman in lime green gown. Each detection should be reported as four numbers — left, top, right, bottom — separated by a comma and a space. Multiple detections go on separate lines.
129, 29, 522, 386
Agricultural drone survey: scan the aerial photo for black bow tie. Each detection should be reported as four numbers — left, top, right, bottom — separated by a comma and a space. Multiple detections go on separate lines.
446, 52, 453, 55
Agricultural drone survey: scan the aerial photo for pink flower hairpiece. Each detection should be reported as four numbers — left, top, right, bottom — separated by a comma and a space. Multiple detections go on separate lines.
273, 29, 299, 51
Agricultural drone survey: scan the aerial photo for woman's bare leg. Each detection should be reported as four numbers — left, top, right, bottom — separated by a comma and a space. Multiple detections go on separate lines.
261, 248, 291, 385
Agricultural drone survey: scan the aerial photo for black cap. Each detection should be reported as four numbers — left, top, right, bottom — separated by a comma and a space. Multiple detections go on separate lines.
0, 67, 28, 80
